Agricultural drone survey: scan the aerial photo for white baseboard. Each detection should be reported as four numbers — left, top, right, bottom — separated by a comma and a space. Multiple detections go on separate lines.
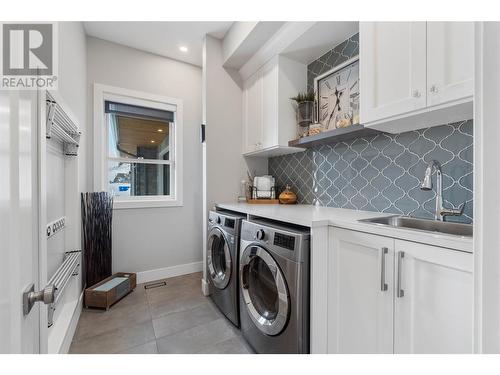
58, 292, 83, 354
137, 261, 203, 284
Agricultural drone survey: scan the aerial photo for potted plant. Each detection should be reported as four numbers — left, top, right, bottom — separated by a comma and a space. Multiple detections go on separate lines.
291, 92, 315, 137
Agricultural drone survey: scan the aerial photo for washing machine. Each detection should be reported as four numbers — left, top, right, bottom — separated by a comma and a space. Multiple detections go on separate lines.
206, 210, 246, 327
239, 218, 310, 354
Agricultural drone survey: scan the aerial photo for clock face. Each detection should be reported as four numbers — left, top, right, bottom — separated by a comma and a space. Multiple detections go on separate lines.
317, 59, 359, 130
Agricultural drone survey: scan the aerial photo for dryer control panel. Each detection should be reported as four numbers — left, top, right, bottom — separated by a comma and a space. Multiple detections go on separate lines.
274, 232, 296, 251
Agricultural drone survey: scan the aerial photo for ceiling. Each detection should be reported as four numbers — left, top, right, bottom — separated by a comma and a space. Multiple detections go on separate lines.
84, 21, 359, 69
281, 22, 359, 64
84, 22, 233, 66
116, 116, 169, 157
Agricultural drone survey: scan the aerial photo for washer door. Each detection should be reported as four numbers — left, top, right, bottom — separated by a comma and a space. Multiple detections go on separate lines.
207, 228, 232, 289
240, 245, 290, 336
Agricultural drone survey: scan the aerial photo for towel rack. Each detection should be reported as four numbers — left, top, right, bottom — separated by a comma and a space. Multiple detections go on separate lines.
47, 250, 81, 327
46, 91, 82, 156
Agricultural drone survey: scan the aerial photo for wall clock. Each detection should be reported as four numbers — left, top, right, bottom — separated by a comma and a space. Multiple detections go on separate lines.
314, 56, 359, 131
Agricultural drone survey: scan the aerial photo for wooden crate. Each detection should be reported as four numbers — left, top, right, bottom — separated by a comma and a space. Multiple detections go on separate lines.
84, 272, 137, 310
246, 199, 280, 204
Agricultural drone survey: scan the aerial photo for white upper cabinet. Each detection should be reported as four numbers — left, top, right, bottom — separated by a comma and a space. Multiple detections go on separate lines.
242, 55, 306, 157
394, 239, 473, 354
360, 22, 427, 123
360, 22, 473, 133
329, 228, 394, 354
243, 69, 263, 153
261, 60, 279, 149
426, 22, 474, 107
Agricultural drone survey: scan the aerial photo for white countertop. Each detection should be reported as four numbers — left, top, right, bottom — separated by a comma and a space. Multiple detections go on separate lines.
216, 202, 473, 253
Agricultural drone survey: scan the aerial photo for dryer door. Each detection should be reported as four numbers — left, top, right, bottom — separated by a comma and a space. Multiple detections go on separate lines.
207, 228, 232, 289
240, 245, 290, 336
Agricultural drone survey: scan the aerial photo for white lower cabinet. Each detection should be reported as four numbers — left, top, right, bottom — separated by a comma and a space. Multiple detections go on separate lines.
393, 239, 473, 354
328, 228, 394, 353
329, 227, 473, 354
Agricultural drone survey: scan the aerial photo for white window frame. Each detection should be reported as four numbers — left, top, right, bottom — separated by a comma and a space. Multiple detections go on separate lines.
93, 83, 183, 209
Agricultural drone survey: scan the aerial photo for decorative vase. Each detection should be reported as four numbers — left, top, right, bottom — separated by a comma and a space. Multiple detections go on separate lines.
279, 185, 298, 204
81, 192, 113, 288
297, 101, 314, 137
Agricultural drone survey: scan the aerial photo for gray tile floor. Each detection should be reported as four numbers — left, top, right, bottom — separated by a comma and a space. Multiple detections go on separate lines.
69, 272, 253, 354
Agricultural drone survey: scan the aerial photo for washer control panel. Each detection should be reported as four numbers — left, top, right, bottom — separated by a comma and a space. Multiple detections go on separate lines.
255, 229, 266, 240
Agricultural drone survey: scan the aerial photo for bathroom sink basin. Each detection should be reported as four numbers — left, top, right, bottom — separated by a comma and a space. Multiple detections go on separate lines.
358, 215, 473, 237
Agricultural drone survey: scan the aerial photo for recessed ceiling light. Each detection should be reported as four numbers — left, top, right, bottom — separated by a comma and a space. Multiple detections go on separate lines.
157, 129, 163, 132
179, 46, 188, 52
150, 140, 155, 143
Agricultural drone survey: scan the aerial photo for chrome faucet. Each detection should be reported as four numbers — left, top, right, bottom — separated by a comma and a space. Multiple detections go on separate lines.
420, 160, 464, 221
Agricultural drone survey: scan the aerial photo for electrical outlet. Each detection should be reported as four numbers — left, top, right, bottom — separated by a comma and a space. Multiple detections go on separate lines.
46, 216, 66, 238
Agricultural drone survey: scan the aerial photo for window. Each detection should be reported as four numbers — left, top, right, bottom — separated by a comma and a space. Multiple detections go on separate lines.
94, 84, 183, 209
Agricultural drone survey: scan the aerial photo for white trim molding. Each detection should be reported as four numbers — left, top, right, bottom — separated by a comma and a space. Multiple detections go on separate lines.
93, 83, 184, 209
136, 261, 203, 284
473, 21, 500, 354
58, 292, 83, 354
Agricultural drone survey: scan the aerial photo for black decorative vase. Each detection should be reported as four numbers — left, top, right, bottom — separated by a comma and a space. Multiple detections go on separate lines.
81, 192, 113, 287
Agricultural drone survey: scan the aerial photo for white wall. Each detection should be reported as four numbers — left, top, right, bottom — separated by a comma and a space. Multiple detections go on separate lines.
202, 36, 266, 287
46, 21, 88, 277
46, 141, 66, 279
204, 36, 247, 210
87, 37, 203, 278
46, 21, 88, 354
222, 22, 258, 63
474, 21, 500, 353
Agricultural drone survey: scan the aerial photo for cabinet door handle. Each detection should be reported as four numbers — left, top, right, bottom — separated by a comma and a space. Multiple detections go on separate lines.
380, 247, 388, 291
396, 251, 405, 298
412, 90, 421, 98
430, 85, 439, 93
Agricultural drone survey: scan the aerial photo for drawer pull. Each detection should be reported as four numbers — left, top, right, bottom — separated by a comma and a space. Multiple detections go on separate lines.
397, 251, 405, 298
380, 247, 388, 292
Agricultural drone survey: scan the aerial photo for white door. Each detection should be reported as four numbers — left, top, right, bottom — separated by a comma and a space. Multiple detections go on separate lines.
328, 228, 394, 353
394, 240, 473, 353
360, 22, 427, 124
427, 22, 474, 107
261, 58, 278, 149
0, 89, 41, 353
243, 70, 263, 153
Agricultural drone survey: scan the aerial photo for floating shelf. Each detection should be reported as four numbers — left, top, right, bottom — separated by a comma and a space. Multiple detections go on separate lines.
288, 124, 383, 149
242, 145, 305, 158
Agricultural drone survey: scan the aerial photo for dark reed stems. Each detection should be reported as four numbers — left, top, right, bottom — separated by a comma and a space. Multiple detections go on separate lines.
81, 192, 113, 288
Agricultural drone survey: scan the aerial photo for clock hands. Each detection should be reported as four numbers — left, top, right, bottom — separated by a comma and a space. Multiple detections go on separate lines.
327, 87, 343, 128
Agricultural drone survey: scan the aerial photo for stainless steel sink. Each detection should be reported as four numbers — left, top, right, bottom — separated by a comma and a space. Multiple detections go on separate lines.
358, 215, 473, 237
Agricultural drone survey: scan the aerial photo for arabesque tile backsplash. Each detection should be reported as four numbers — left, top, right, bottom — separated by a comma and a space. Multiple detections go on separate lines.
269, 121, 473, 223
268, 33, 473, 224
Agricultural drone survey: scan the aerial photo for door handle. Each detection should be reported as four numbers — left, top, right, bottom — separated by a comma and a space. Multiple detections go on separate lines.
396, 251, 405, 298
23, 283, 56, 315
380, 247, 388, 291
